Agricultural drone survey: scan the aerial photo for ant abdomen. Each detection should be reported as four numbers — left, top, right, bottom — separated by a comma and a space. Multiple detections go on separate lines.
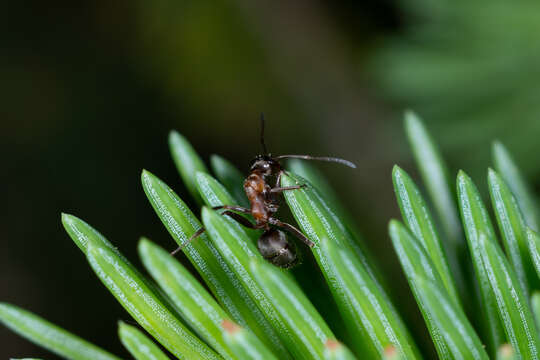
257, 228, 298, 269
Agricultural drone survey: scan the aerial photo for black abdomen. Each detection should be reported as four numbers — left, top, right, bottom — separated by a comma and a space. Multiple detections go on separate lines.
257, 228, 298, 268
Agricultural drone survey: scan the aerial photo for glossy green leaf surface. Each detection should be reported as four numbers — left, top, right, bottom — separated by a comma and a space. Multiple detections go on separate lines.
86, 241, 220, 360
412, 275, 489, 359
281, 172, 375, 280
527, 227, 540, 279
478, 234, 540, 359
0, 303, 120, 360
282, 173, 418, 358
222, 320, 278, 360
169, 130, 209, 205
251, 259, 339, 360
405, 111, 462, 247
196, 171, 238, 208
392, 165, 460, 305
404, 111, 467, 308
531, 292, 540, 332
139, 238, 236, 360
286, 159, 381, 284
62, 213, 115, 255
493, 141, 539, 231
201, 207, 293, 359
118, 321, 169, 360
210, 154, 249, 207
323, 236, 419, 358
62, 213, 183, 317
457, 170, 506, 354
488, 168, 536, 296
389, 220, 451, 358
141, 170, 275, 348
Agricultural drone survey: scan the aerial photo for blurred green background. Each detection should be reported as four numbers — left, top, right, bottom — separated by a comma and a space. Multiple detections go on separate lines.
2, 0, 540, 357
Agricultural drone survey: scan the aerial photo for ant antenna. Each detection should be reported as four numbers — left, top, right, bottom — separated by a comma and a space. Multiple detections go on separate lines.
275, 155, 357, 169
260, 113, 269, 155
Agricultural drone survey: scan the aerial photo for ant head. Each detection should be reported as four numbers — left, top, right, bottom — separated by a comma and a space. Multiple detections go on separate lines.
249, 154, 281, 176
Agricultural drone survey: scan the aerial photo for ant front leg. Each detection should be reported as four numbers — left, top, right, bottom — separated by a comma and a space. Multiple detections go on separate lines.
273, 170, 305, 193
270, 185, 306, 193
276, 169, 304, 189
268, 217, 315, 248
275, 170, 283, 188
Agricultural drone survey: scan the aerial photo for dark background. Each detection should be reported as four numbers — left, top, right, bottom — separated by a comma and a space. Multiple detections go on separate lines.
2, 0, 540, 358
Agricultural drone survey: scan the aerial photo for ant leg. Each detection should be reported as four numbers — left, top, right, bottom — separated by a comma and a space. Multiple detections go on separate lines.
212, 205, 251, 214
270, 185, 306, 193
276, 169, 295, 185
171, 208, 255, 256
278, 169, 303, 186
221, 211, 258, 229
268, 217, 315, 248
275, 171, 283, 188
171, 227, 205, 255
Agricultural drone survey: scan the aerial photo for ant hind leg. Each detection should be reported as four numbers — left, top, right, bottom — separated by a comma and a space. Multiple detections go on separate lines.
270, 185, 306, 193
171, 206, 255, 256
171, 209, 259, 255
268, 217, 315, 248
221, 211, 258, 229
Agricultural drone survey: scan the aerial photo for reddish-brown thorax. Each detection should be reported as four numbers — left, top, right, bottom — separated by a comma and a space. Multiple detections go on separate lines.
244, 172, 273, 227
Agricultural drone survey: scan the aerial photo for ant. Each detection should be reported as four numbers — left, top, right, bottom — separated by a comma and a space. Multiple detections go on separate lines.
174, 115, 356, 268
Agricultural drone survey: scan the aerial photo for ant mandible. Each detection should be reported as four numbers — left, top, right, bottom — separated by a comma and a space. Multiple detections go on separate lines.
174, 114, 356, 268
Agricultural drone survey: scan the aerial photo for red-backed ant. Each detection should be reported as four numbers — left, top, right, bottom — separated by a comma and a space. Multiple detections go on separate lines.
174, 115, 356, 268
